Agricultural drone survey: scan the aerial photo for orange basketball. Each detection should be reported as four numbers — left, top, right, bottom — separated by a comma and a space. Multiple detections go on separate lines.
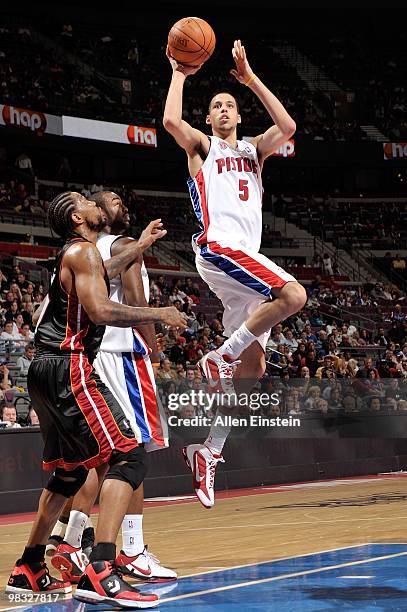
168, 17, 216, 67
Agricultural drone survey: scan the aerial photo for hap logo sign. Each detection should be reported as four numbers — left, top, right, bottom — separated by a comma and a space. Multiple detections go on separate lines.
2, 105, 47, 135
272, 139, 295, 158
127, 125, 157, 147
383, 142, 407, 160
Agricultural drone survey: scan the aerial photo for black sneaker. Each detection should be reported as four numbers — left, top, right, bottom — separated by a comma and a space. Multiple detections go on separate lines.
74, 560, 159, 608
81, 526, 95, 560
6, 560, 72, 594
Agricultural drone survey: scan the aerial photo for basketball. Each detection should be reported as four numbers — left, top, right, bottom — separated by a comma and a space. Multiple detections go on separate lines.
168, 17, 216, 67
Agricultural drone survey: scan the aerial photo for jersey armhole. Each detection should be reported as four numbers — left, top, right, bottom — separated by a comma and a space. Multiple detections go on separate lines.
109, 235, 133, 258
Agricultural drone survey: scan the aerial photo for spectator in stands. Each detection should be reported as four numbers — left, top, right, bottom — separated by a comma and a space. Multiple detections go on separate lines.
374, 327, 388, 347
156, 358, 177, 381
182, 277, 201, 303
392, 254, 406, 272
1, 403, 20, 428
322, 253, 334, 276
391, 303, 406, 324
315, 355, 336, 380
20, 323, 34, 343
16, 272, 29, 293
179, 368, 200, 393
304, 385, 321, 411
189, 312, 209, 336
341, 394, 359, 413
56, 155, 72, 180
0, 357, 13, 391
184, 338, 203, 365
27, 405, 39, 426
0, 320, 24, 352
15, 152, 34, 176
169, 335, 186, 365
367, 396, 382, 412
282, 329, 298, 350
357, 357, 380, 380
17, 342, 35, 375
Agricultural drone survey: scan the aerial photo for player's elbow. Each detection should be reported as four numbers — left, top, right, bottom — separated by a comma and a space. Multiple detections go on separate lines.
283, 120, 296, 137
163, 116, 180, 133
87, 304, 108, 326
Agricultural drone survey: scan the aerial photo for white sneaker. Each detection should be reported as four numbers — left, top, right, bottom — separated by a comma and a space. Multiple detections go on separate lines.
115, 546, 177, 582
182, 443, 224, 509
198, 350, 240, 394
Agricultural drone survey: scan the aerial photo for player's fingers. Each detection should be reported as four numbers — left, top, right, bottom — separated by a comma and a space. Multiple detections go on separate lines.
230, 69, 238, 79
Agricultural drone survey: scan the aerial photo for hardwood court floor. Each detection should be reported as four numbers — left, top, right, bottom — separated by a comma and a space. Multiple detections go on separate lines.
1, 474, 406, 608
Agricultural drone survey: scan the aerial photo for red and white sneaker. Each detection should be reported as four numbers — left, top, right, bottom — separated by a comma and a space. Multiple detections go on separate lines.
51, 542, 88, 583
116, 546, 177, 582
182, 443, 224, 508
6, 560, 71, 594
74, 560, 159, 609
198, 350, 240, 394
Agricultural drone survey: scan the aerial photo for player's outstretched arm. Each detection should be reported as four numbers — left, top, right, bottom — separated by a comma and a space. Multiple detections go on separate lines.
65, 243, 186, 329
111, 235, 160, 363
230, 39, 296, 162
104, 219, 166, 280
163, 46, 208, 156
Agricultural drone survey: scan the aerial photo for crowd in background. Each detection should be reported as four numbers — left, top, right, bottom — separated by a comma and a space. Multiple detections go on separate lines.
1, 20, 406, 139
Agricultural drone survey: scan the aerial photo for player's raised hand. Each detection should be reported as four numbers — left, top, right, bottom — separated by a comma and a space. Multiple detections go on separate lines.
230, 39, 254, 85
166, 45, 203, 76
137, 219, 167, 252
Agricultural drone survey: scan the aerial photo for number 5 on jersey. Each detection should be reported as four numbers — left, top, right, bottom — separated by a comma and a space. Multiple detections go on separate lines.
239, 179, 249, 201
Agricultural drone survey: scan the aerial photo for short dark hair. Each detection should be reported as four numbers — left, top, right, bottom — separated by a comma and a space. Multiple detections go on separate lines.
90, 191, 114, 211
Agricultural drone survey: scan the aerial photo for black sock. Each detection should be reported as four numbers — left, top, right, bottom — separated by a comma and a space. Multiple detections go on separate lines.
89, 542, 116, 562
20, 545, 46, 565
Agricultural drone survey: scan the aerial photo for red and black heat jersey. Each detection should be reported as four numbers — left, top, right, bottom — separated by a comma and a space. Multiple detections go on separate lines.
35, 237, 107, 360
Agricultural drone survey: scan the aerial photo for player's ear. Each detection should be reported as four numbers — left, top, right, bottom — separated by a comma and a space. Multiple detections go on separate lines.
71, 210, 83, 227
237, 113, 242, 124
205, 114, 211, 125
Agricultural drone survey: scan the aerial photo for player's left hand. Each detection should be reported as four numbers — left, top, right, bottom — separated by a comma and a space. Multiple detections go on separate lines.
230, 39, 254, 85
138, 219, 167, 252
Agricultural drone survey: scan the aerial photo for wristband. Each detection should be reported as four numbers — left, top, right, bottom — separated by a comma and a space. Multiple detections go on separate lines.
244, 73, 257, 87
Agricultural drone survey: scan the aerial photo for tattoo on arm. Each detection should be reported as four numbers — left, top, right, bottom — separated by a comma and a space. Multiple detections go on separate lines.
104, 243, 142, 280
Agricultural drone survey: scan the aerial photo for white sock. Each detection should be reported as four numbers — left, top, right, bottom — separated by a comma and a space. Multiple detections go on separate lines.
122, 514, 144, 557
64, 510, 88, 549
204, 411, 231, 455
85, 516, 93, 529
220, 323, 258, 360
51, 518, 68, 538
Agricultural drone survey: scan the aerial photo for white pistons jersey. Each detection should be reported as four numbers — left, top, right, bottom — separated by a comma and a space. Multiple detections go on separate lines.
188, 135, 263, 252
96, 233, 150, 353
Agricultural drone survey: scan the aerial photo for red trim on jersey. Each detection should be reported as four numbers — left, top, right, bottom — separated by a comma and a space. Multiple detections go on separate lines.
60, 295, 89, 351
134, 356, 165, 447
195, 169, 210, 245
209, 242, 288, 289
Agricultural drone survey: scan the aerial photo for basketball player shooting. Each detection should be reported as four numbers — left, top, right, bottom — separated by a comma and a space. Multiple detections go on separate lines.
164, 39, 307, 508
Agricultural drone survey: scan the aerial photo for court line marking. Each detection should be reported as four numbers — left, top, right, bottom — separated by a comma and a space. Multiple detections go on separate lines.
339, 575, 374, 579
2, 545, 405, 610
179, 542, 382, 579
161, 551, 407, 603
149, 515, 407, 535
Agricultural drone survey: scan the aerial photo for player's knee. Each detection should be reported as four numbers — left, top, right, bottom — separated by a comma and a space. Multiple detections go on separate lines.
285, 282, 307, 314
105, 446, 148, 491
46, 466, 88, 498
